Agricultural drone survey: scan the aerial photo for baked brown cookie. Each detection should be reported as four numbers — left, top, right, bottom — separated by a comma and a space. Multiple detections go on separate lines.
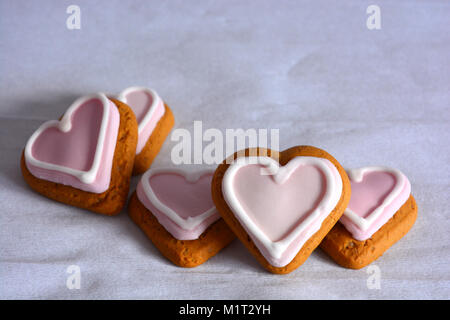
21, 94, 138, 215
117, 87, 174, 175
320, 166, 418, 269
211, 146, 351, 274
128, 169, 235, 267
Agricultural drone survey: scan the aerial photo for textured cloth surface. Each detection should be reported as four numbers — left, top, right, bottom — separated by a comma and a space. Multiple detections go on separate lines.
1, 0, 449, 299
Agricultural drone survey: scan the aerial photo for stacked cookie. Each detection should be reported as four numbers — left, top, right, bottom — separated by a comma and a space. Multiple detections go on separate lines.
22, 87, 174, 215
210, 147, 417, 272
21, 92, 417, 273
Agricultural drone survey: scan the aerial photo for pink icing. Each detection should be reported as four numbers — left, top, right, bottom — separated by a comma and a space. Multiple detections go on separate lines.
125, 90, 153, 124
226, 157, 342, 267
136, 171, 220, 240
233, 164, 326, 242
339, 168, 411, 241
25, 96, 120, 193
32, 99, 103, 171
120, 89, 165, 155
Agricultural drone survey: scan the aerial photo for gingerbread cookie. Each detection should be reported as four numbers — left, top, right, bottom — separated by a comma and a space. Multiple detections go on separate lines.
117, 87, 174, 175
211, 146, 351, 274
128, 168, 235, 267
21, 93, 138, 215
320, 166, 417, 269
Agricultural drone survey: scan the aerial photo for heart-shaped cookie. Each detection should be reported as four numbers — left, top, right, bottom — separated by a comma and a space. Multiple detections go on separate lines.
340, 167, 411, 241
21, 94, 138, 215
320, 166, 417, 269
128, 168, 235, 267
117, 87, 165, 155
24, 94, 119, 193
117, 87, 174, 174
212, 146, 351, 274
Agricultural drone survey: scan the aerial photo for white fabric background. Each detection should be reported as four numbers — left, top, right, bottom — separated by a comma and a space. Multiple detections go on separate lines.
1, 0, 449, 299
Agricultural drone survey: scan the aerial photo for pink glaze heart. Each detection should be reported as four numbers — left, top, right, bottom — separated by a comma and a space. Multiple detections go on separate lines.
232, 164, 326, 242
32, 99, 103, 171
339, 167, 411, 241
25, 93, 120, 193
349, 171, 396, 218
136, 169, 220, 240
222, 156, 343, 267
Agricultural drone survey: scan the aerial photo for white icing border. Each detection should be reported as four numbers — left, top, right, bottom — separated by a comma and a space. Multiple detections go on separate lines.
117, 86, 165, 135
222, 156, 343, 260
24, 93, 111, 184
344, 166, 408, 231
140, 168, 217, 231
